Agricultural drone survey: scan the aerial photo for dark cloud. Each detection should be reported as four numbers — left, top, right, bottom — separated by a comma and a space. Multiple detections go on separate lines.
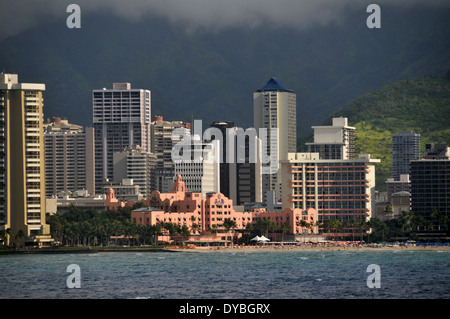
1, 0, 449, 40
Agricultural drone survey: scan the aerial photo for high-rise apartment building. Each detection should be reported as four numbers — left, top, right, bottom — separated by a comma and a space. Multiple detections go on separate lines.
44, 117, 95, 197
253, 78, 296, 202
410, 143, 449, 233
93, 82, 151, 194
209, 121, 235, 199
281, 152, 380, 238
0, 73, 51, 245
391, 131, 420, 180
306, 117, 355, 160
113, 145, 156, 198
150, 115, 190, 192
173, 135, 220, 198
209, 121, 262, 205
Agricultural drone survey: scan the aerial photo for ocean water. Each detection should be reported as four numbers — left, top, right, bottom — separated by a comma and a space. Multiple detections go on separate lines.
0, 249, 449, 299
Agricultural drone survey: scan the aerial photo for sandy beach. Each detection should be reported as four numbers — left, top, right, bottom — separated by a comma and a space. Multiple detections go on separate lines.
166, 244, 450, 252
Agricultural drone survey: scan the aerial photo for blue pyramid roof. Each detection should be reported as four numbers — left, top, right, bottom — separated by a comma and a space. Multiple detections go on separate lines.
257, 77, 293, 92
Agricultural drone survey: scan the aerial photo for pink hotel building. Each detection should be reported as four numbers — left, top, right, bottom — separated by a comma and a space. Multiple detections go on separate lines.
124, 175, 317, 242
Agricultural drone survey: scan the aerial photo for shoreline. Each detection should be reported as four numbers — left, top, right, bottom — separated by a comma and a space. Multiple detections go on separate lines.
1, 245, 449, 255
0, 247, 173, 255
166, 245, 450, 253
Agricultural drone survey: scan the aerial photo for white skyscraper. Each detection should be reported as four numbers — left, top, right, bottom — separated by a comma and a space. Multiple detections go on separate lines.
93, 82, 151, 194
173, 135, 220, 198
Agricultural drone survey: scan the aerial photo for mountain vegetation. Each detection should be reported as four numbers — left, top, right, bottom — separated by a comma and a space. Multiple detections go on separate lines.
322, 75, 450, 190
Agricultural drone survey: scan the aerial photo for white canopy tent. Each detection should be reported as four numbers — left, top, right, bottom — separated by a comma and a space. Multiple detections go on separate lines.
250, 236, 261, 241
250, 235, 270, 243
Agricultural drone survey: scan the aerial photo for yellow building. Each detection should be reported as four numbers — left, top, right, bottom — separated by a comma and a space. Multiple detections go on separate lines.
0, 73, 51, 246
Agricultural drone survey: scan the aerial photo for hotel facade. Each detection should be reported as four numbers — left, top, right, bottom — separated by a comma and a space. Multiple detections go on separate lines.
130, 175, 317, 244
281, 152, 379, 238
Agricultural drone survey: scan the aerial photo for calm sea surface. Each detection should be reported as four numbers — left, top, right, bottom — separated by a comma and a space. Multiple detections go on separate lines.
0, 249, 449, 299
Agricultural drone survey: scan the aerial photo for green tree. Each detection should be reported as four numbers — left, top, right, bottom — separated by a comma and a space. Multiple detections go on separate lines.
367, 217, 388, 242
280, 222, 291, 242
223, 218, 237, 245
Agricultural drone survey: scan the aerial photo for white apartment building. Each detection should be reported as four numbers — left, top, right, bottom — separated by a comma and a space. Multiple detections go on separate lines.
306, 117, 355, 160
173, 135, 220, 198
113, 145, 156, 198
93, 82, 151, 194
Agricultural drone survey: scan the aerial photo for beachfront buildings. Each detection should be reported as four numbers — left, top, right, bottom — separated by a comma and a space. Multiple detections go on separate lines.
280, 152, 380, 238
44, 117, 95, 197
253, 78, 296, 203
134, 174, 250, 233
306, 117, 355, 160
131, 175, 317, 243
0, 73, 51, 245
93, 82, 151, 194
410, 144, 450, 234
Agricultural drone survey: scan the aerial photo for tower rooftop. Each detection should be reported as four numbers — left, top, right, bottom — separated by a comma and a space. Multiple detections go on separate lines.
256, 77, 293, 93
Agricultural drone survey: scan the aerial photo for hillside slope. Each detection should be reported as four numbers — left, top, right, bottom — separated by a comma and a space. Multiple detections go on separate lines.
328, 76, 450, 190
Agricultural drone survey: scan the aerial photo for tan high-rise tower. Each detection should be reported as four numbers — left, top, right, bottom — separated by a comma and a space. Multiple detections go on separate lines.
253, 77, 296, 203
0, 73, 51, 245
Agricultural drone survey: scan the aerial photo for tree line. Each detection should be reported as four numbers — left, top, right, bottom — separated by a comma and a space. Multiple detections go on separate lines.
2, 205, 447, 247
42, 206, 450, 245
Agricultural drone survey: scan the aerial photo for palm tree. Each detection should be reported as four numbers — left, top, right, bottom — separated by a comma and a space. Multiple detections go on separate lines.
367, 217, 388, 242
209, 224, 219, 234
346, 218, 358, 241
2, 228, 13, 246
398, 211, 414, 234
431, 209, 449, 232
280, 222, 291, 242
223, 218, 237, 246
190, 215, 200, 235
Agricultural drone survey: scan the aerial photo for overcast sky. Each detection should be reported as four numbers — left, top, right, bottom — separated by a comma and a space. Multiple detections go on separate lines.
1, 0, 449, 41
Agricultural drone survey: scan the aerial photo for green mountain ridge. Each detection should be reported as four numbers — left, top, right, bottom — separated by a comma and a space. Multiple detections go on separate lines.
325, 75, 450, 190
